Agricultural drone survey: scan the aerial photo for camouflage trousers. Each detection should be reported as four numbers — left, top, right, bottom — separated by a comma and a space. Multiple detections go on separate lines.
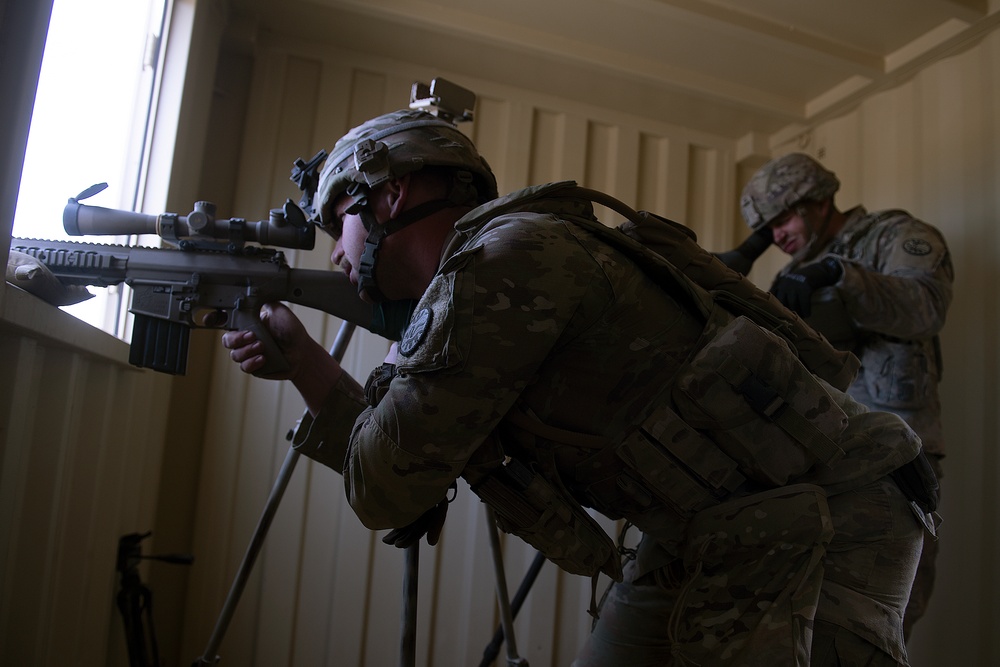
573, 479, 922, 666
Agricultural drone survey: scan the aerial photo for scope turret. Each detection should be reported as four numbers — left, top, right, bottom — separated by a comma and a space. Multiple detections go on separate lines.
63, 185, 316, 252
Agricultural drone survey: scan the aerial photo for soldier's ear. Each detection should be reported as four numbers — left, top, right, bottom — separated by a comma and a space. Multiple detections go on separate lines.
384, 174, 411, 220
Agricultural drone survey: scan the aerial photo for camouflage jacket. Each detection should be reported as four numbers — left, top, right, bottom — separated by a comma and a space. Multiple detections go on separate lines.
779, 207, 953, 455
295, 184, 921, 548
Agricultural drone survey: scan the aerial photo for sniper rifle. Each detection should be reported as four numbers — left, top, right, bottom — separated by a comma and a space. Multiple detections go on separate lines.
10, 151, 376, 376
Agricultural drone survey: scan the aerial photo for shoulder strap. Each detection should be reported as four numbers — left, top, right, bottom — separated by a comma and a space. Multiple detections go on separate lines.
547, 184, 860, 392
504, 404, 608, 449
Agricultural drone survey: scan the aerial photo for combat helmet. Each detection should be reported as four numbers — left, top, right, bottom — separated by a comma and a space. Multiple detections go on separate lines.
314, 107, 497, 302
740, 153, 840, 231
316, 109, 497, 228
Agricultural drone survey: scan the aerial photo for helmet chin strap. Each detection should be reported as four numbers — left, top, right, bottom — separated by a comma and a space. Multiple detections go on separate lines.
356, 207, 389, 303
351, 174, 477, 303
356, 200, 450, 302
791, 202, 834, 265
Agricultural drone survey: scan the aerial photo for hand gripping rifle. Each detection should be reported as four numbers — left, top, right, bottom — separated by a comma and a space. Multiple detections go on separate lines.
10, 152, 375, 376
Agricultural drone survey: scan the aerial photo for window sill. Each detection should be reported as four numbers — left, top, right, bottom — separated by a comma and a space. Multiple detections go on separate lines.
1, 283, 134, 369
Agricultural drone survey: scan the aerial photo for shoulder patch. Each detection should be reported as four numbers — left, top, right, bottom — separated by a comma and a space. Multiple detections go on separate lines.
399, 307, 433, 357
903, 238, 932, 256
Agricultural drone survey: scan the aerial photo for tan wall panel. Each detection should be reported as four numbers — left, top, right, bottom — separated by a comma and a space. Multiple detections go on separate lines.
7, 8, 997, 666
0, 296, 171, 667
755, 29, 1000, 667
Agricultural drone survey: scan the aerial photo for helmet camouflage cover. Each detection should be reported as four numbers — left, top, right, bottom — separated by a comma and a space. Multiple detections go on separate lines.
315, 109, 498, 227
740, 153, 840, 230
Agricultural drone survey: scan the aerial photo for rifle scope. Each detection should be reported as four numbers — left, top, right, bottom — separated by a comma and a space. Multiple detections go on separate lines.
63, 185, 316, 251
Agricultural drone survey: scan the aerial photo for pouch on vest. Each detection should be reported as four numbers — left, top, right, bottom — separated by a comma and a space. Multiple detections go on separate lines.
890, 449, 940, 513
860, 337, 936, 410
672, 312, 849, 487
611, 404, 747, 518
471, 457, 623, 582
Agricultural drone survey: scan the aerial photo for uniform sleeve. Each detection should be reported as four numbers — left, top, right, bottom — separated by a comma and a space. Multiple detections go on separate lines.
342, 218, 611, 529
290, 371, 367, 471
834, 216, 953, 339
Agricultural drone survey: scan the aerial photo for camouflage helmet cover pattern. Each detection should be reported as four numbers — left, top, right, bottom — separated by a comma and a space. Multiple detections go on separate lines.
315, 109, 498, 226
740, 153, 840, 230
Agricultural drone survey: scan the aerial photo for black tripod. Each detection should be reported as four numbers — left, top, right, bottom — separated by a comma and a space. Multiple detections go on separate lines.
116, 531, 193, 667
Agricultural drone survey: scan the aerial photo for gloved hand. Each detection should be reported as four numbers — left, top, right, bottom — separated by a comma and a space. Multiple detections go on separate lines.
6, 251, 94, 306
713, 226, 774, 275
381, 483, 456, 549
769, 256, 843, 317
890, 450, 939, 514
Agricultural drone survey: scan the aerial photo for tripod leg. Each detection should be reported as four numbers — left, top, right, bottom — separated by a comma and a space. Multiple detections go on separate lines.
400, 543, 419, 667
193, 322, 356, 665
478, 551, 545, 667
192, 447, 301, 666
485, 506, 529, 667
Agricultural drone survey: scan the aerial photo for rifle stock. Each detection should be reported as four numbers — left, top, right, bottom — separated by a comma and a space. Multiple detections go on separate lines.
10, 237, 374, 376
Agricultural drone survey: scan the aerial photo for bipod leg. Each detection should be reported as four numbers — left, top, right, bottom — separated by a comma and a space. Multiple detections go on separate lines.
478, 550, 545, 667
484, 506, 529, 667
400, 543, 419, 667
192, 322, 356, 666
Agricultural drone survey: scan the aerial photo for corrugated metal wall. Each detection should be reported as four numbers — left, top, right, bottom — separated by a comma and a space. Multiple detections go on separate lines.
828, 33, 999, 667
175, 44, 735, 667
4, 9, 998, 667
0, 289, 172, 666
175, 25, 1000, 667
745, 30, 1000, 667
0, 2, 177, 665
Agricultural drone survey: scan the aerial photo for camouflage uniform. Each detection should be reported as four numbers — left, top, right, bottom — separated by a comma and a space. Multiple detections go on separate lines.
782, 207, 952, 457
295, 184, 925, 665
741, 153, 954, 637
777, 206, 952, 639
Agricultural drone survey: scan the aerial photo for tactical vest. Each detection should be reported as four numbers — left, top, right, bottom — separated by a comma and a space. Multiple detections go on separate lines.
825, 208, 947, 380
465, 182, 860, 583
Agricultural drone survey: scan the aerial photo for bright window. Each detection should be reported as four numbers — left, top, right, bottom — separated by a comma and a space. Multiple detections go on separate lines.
12, 0, 169, 335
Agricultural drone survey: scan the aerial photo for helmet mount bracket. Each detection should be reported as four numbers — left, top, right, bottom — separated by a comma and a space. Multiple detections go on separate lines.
314, 77, 499, 303
354, 139, 392, 188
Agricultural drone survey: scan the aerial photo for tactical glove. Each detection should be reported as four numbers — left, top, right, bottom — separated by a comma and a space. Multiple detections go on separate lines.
713, 226, 774, 275
769, 256, 843, 317
381, 482, 456, 549
890, 450, 940, 514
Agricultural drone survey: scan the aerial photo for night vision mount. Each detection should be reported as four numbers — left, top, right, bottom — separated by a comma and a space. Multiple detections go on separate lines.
408, 78, 476, 124
348, 78, 480, 194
